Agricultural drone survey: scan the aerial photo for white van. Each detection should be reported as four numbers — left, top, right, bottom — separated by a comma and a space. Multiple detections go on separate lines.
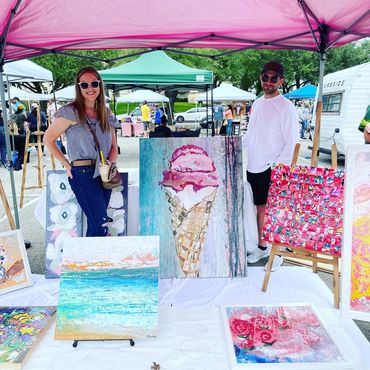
313, 62, 370, 156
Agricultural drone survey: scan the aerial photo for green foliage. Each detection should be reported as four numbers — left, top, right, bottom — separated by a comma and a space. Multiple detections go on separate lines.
29, 41, 369, 96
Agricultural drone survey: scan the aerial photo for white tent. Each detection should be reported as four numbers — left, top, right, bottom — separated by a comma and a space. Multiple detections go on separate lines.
3, 59, 53, 82
7, 86, 51, 101
55, 85, 110, 101
195, 83, 256, 102
116, 90, 169, 103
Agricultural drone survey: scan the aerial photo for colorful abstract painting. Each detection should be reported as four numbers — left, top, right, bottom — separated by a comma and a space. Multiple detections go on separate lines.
45, 171, 128, 278
140, 137, 246, 278
222, 305, 350, 369
0, 306, 56, 369
45, 170, 83, 278
262, 164, 345, 256
55, 236, 159, 340
0, 230, 32, 295
341, 145, 370, 321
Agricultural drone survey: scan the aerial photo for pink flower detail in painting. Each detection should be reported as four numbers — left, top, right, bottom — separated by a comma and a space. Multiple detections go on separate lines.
262, 164, 345, 256
226, 305, 344, 364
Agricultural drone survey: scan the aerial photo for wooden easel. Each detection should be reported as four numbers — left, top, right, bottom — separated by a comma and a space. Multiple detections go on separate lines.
19, 107, 45, 208
261, 143, 341, 309
0, 179, 16, 230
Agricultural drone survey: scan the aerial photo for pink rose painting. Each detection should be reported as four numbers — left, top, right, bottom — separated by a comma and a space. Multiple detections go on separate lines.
224, 305, 345, 366
262, 164, 345, 256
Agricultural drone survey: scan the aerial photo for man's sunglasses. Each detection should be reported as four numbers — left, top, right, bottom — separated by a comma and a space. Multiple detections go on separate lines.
261, 74, 281, 83
78, 80, 100, 89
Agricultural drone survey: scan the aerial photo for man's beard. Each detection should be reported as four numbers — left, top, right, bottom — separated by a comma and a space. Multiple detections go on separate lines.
262, 84, 279, 95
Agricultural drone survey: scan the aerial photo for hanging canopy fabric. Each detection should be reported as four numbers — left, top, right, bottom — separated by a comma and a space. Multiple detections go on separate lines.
116, 90, 169, 103
99, 51, 213, 90
195, 83, 256, 102
284, 84, 317, 99
3, 59, 53, 82
1, 0, 369, 62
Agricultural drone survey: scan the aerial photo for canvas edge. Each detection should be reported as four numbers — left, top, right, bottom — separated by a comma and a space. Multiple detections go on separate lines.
220, 303, 354, 370
340, 145, 370, 322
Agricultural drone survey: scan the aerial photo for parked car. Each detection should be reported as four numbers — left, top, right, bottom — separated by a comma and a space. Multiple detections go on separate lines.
117, 106, 155, 123
174, 107, 212, 123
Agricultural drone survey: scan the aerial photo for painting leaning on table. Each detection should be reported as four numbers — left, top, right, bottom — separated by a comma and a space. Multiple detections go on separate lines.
341, 145, 370, 321
0, 306, 56, 369
0, 229, 32, 295
55, 236, 159, 340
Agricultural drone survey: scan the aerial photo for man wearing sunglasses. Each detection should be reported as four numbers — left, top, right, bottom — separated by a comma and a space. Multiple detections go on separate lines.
246, 61, 299, 272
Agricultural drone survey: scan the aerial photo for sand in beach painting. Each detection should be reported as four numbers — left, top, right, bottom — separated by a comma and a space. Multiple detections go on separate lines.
55, 236, 159, 340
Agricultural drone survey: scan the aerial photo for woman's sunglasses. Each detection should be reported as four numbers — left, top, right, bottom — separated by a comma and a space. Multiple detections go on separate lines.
261, 74, 281, 83
78, 80, 100, 89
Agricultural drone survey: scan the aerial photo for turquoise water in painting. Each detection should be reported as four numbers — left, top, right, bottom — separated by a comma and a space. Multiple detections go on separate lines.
57, 267, 158, 337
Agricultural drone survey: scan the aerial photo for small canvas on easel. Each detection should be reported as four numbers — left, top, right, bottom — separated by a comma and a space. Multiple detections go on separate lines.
222, 304, 352, 369
45, 170, 83, 278
262, 164, 345, 256
0, 229, 32, 295
341, 145, 370, 321
55, 236, 159, 340
0, 306, 56, 369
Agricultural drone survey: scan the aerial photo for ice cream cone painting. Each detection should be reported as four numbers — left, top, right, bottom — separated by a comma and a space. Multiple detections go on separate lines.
140, 137, 246, 278
161, 145, 220, 277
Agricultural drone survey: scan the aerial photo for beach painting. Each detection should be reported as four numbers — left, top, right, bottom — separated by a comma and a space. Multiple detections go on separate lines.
45, 170, 83, 278
55, 236, 159, 340
0, 229, 32, 295
0, 306, 56, 369
341, 145, 370, 321
140, 137, 246, 279
222, 304, 350, 369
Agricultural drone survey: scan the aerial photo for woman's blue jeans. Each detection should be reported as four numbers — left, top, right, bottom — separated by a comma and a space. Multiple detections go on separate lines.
0, 127, 7, 165
68, 165, 112, 237
226, 119, 233, 136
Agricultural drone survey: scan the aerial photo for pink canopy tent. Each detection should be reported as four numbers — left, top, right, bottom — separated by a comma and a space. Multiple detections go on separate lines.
1, 0, 369, 61
0, 0, 369, 227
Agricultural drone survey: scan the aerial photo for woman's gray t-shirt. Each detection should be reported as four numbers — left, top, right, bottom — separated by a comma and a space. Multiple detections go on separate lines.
54, 104, 120, 178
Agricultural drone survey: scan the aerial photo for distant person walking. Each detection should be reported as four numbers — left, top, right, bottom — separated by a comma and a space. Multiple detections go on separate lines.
298, 101, 310, 139
214, 103, 224, 135
141, 100, 151, 132
154, 105, 162, 125
246, 60, 299, 272
224, 104, 234, 136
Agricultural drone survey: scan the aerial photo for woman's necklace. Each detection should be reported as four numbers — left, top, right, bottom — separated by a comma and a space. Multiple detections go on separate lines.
85, 107, 97, 120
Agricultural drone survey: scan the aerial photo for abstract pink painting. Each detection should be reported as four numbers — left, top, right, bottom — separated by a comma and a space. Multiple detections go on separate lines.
222, 304, 350, 369
341, 146, 370, 321
262, 164, 345, 256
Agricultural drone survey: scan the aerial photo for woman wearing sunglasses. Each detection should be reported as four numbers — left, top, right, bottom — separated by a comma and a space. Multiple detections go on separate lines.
44, 66, 120, 237
245, 61, 300, 272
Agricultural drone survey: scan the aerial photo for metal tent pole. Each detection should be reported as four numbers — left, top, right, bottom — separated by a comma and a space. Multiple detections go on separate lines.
0, 70, 20, 227
310, 52, 326, 167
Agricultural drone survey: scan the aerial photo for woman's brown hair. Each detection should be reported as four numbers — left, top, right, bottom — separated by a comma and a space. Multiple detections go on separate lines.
72, 66, 109, 131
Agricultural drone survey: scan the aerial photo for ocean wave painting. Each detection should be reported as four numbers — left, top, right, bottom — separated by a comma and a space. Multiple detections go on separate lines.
55, 236, 159, 340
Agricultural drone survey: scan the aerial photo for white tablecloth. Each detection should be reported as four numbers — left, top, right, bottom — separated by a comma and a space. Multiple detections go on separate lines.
2, 267, 369, 370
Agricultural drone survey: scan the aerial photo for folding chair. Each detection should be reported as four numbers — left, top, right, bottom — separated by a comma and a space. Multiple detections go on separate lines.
133, 122, 145, 137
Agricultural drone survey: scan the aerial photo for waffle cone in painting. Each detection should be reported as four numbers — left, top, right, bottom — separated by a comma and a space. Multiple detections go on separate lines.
164, 188, 218, 277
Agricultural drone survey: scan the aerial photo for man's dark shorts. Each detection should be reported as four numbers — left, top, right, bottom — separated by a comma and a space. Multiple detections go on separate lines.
247, 167, 272, 206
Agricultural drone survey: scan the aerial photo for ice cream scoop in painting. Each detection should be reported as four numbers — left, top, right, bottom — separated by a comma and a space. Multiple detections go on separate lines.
161, 144, 220, 277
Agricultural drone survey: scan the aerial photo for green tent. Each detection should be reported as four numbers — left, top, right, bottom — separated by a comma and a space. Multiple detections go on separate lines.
100, 51, 213, 90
